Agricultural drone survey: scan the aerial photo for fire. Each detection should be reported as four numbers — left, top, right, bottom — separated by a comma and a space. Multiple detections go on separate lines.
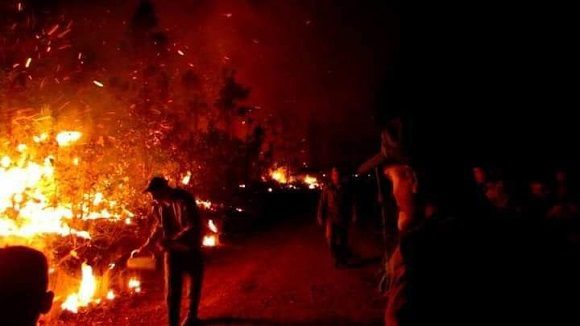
128, 277, 141, 293
196, 199, 214, 211
33, 132, 49, 143
203, 219, 219, 247
1, 156, 10, 168
181, 171, 192, 185
208, 219, 218, 233
203, 235, 217, 247
0, 155, 90, 239
269, 166, 289, 184
303, 175, 319, 189
1, 132, 137, 319
61, 263, 97, 313
56, 131, 82, 147
92, 80, 104, 88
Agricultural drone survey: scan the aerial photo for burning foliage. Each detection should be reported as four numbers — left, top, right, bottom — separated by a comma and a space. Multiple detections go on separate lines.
0, 0, 253, 322
266, 165, 321, 190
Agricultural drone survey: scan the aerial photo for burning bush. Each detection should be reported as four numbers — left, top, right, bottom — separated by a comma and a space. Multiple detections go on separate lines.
0, 0, 259, 322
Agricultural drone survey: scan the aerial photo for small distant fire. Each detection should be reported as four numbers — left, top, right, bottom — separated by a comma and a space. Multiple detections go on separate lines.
265, 165, 320, 190
128, 277, 141, 293
302, 175, 320, 189
181, 171, 192, 185
203, 219, 219, 247
203, 234, 217, 247
196, 199, 215, 211
269, 166, 289, 184
208, 219, 218, 233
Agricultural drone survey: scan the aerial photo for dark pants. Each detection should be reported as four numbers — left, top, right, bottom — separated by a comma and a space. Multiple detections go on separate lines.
165, 251, 204, 326
326, 222, 349, 265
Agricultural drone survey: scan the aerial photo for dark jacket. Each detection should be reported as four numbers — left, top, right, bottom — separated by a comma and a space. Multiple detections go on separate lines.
317, 183, 356, 227
145, 188, 202, 252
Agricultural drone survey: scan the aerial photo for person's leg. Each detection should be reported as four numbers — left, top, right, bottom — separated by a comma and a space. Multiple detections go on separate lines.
165, 253, 183, 326
327, 222, 340, 265
335, 226, 349, 265
184, 253, 204, 325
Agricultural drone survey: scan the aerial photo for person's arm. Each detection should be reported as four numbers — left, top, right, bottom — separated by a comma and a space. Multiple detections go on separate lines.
133, 206, 162, 255
317, 188, 327, 225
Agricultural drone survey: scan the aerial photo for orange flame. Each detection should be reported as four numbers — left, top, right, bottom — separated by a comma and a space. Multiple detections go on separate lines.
302, 175, 319, 189
61, 263, 97, 313
269, 166, 289, 184
208, 219, 218, 233
56, 131, 82, 147
202, 235, 217, 247
128, 277, 141, 293
181, 171, 192, 185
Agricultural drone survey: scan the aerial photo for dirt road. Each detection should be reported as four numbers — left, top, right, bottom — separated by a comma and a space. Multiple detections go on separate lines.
57, 215, 386, 325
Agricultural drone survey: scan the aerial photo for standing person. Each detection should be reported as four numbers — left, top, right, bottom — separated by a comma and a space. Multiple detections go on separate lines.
358, 117, 419, 326
0, 246, 54, 326
133, 177, 204, 326
358, 117, 418, 233
317, 167, 357, 268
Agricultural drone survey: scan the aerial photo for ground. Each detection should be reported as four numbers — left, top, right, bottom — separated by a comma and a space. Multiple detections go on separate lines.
54, 214, 386, 326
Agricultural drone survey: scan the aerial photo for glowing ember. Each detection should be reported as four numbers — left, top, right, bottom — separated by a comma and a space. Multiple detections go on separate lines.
196, 199, 213, 211
203, 234, 217, 247
61, 263, 97, 313
128, 277, 141, 293
56, 131, 82, 147
25, 57, 32, 68
93, 80, 104, 87
181, 171, 192, 185
106, 290, 115, 300
208, 219, 218, 233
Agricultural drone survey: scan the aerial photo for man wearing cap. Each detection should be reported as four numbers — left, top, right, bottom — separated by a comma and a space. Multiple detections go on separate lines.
133, 177, 204, 326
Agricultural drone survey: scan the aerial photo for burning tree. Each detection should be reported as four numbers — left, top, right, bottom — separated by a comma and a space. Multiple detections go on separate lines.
0, 0, 267, 322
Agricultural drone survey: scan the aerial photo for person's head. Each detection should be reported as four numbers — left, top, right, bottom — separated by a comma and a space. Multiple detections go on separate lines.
472, 166, 487, 185
555, 169, 567, 183
529, 180, 549, 199
144, 176, 172, 203
330, 167, 341, 186
0, 246, 53, 326
485, 179, 508, 206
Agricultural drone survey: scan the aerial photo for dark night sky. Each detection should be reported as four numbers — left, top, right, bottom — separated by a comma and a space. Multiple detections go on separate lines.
14, 0, 579, 175
400, 1, 578, 168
